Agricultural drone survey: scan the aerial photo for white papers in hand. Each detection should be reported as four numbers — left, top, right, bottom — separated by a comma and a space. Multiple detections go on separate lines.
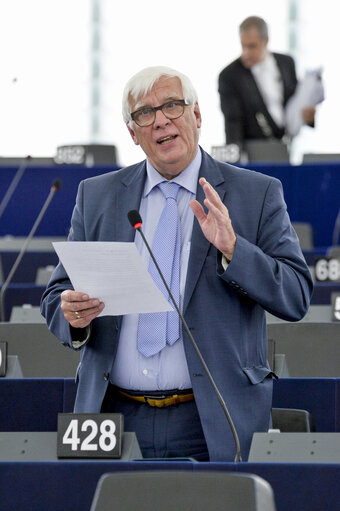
53, 241, 173, 316
285, 67, 325, 137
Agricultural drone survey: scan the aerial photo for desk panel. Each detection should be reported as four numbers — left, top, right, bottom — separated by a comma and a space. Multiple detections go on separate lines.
311, 282, 340, 305
1, 379, 340, 511
199, 462, 340, 511
0, 165, 117, 237
0, 251, 58, 283
245, 161, 340, 247
1, 163, 340, 246
1, 284, 46, 321
2, 278, 338, 324
1, 379, 339, 433
272, 378, 340, 432
0, 460, 339, 511
0, 379, 65, 431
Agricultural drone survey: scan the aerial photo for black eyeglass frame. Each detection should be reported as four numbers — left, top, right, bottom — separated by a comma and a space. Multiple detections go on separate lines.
130, 99, 189, 127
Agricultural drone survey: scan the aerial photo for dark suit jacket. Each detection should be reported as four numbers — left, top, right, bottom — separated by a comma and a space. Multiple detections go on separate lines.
41, 148, 313, 461
218, 53, 298, 145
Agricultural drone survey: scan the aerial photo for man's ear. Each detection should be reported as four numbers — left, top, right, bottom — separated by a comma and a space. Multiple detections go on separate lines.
194, 102, 202, 129
127, 123, 140, 146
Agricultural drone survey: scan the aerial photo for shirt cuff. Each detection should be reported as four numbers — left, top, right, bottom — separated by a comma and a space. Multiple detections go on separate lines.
221, 254, 230, 271
71, 325, 91, 349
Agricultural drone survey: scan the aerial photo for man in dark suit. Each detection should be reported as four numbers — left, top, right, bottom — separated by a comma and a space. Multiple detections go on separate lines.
41, 65, 313, 461
218, 16, 315, 148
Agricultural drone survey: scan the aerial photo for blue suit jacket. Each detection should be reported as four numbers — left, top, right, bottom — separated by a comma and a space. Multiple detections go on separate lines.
41, 148, 313, 461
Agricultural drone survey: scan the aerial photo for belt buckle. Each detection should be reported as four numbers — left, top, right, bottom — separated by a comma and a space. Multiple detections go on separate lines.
144, 394, 167, 400
144, 394, 172, 408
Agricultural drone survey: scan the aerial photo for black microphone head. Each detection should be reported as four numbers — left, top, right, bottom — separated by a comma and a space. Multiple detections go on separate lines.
128, 210, 142, 229
52, 179, 62, 191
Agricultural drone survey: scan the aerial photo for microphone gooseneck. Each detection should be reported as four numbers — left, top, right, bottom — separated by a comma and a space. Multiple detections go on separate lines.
0, 156, 32, 219
0, 179, 62, 322
128, 209, 242, 462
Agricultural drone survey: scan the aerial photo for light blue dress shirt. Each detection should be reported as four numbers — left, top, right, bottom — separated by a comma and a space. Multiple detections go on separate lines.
111, 148, 202, 390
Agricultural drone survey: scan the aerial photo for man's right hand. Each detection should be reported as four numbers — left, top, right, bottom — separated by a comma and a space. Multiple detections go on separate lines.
301, 106, 316, 126
60, 290, 105, 328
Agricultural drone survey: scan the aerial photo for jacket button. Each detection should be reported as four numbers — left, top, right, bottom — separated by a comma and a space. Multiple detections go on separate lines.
103, 372, 110, 381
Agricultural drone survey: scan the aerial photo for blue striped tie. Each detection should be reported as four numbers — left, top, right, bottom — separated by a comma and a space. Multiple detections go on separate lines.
137, 181, 181, 357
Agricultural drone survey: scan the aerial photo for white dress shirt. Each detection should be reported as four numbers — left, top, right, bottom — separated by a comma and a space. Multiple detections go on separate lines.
251, 52, 284, 128
111, 149, 202, 390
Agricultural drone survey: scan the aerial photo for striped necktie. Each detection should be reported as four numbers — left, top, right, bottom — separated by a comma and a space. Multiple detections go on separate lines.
137, 181, 181, 357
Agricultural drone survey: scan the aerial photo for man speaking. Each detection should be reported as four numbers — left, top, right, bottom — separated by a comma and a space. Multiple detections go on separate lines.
41, 65, 313, 461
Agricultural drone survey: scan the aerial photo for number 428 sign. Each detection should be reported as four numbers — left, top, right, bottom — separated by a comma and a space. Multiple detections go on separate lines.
57, 413, 123, 458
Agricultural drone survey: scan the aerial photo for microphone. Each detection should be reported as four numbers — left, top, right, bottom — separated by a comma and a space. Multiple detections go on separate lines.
0, 179, 62, 322
0, 156, 32, 219
128, 209, 242, 462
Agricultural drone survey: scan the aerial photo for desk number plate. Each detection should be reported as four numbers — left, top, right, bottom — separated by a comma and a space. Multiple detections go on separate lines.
332, 293, 340, 321
314, 258, 340, 282
57, 413, 123, 458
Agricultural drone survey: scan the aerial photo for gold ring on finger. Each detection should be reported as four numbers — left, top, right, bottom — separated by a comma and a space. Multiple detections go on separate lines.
74, 311, 80, 320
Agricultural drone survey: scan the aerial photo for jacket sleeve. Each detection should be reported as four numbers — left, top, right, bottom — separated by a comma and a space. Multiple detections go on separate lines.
218, 70, 245, 145
220, 178, 313, 321
40, 181, 90, 348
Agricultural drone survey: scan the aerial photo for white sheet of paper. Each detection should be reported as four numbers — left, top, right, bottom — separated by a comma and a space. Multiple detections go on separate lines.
53, 241, 173, 316
285, 67, 324, 137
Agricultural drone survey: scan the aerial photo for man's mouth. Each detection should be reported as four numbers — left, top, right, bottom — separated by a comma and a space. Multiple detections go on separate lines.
157, 135, 177, 145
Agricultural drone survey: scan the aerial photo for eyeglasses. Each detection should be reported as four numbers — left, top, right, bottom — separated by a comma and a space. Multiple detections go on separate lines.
130, 99, 189, 127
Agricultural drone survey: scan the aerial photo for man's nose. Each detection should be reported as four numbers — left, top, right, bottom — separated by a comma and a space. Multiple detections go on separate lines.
153, 108, 170, 127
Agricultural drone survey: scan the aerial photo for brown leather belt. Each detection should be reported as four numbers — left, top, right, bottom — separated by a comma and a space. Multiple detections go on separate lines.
118, 388, 194, 408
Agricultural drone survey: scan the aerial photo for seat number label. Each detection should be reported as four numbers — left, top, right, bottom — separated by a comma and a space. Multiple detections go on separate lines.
57, 413, 123, 458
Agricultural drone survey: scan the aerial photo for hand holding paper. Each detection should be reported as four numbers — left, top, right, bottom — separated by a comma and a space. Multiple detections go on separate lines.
60, 289, 104, 328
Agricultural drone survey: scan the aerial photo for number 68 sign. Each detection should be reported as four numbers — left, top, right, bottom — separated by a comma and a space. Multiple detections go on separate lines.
57, 413, 123, 458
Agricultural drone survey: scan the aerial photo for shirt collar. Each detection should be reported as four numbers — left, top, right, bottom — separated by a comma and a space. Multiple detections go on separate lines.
251, 51, 274, 74
144, 147, 201, 197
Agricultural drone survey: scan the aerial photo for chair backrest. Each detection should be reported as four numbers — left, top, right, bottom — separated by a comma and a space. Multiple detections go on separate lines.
0, 236, 66, 251
267, 322, 340, 377
10, 304, 45, 323
327, 245, 340, 259
266, 304, 332, 324
35, 265, 55, 285
90, 471, 276, 511
292, 222, 314, 250
272, 408, 316, 432
303, 153, 340, 163
0, 322, 79, 377
244, 140, 289, 163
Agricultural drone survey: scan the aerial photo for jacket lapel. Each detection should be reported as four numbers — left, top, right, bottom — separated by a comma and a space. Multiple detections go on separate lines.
183, 150, 226, 313
113, 161, 147, 242
241, 64, 269, 116
273, 53, 293, 104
